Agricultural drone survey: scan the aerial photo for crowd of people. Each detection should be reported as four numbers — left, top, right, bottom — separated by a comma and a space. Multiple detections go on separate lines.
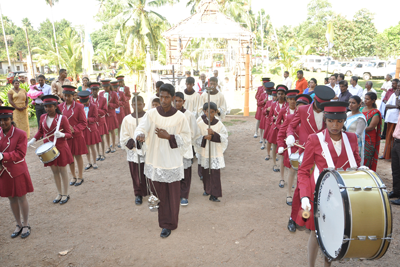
1, 70, 231, 240
254, 71, 397, 266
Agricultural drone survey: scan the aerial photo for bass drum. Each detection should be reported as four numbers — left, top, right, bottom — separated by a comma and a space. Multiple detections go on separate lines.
314, 168, 392, 261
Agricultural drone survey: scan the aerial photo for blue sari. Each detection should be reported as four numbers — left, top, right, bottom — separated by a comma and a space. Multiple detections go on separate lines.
344, 113, 367, 164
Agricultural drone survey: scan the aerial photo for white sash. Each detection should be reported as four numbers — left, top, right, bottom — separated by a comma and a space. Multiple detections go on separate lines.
342, 132, 358, 169
54, 115, 63, 146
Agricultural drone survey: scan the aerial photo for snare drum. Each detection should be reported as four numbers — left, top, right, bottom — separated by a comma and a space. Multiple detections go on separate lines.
314, 168, 392, 261
35, 142, 60, 163
289, 152, 300, 170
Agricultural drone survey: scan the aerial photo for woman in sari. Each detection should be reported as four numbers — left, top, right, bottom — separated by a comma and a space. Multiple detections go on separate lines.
345, 95, 367, 163
360, 92, 381, 171
303, 78, 317, 99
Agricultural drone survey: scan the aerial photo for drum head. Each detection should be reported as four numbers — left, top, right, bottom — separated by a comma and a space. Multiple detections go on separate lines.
35, 142, 54, 154
315, 170, 347, 260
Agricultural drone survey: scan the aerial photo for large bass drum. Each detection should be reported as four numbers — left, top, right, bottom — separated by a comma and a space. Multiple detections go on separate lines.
314, 167, 392, 261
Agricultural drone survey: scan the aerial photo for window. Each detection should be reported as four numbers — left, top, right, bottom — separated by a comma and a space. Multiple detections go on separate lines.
377, 62, 385, 68
315, 59, 321, 63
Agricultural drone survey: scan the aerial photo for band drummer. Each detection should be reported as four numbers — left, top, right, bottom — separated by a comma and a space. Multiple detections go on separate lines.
59, 85, 88, 187
28, 95, 74, 205
286, 86, 335, 232
294, 101, 361, 266
0, 107, 34, 239
134, 84, 191, 238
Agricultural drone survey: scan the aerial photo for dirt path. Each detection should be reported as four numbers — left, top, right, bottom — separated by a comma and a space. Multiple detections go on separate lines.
0, 116, 398, 266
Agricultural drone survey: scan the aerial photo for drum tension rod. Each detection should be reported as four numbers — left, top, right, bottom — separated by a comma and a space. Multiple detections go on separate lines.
339, 185, 362, 191
363, 185, 387, 190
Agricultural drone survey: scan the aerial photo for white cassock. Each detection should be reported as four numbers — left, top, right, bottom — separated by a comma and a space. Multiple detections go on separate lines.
183, 90, 201, 118
198, 91, 228, 120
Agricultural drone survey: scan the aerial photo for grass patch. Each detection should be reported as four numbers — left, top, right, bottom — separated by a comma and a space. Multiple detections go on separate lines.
224, 121, 234, 126
29, 116, 38, 129
236, 111, 255, 116
230, 119, 246, 123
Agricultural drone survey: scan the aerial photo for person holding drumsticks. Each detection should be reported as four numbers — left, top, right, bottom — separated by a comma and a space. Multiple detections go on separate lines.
28, 95, 74, 205
58, 85, 88, 186
294, 101, 361, 267
0, 107, 34, 238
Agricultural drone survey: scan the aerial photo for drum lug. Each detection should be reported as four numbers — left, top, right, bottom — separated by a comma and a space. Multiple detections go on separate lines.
357, 166, 370, 171
368, 236, 377, 241
337, 168, 344, 171
342, 235, 354, 243
353, 186, 362, 191
357, 236, 367, 241
363, 185, 387, 191
346, 167, 357, 171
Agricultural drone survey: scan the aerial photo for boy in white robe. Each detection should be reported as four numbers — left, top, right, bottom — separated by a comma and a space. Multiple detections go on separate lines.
199, 77, 228, 119
120, 95, 148, 205
175, 92, 201, 206
183, 77, 201, 118
146, 81, 164, 110
196, 102, 228, 202
135, 84, 191, 238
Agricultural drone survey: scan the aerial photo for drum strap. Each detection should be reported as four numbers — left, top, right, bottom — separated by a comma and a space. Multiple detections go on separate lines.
316, 132, 335, 168
54, 115, 63, 146
342, 132, 357, 168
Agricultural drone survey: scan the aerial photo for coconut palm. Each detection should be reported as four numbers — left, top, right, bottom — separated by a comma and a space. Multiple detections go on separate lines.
44, 0, 61, 68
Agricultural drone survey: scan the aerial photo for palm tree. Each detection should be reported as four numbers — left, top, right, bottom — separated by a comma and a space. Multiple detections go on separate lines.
94, 47, 116, 70
59, 28, 82, 81
45, 0, 61, 68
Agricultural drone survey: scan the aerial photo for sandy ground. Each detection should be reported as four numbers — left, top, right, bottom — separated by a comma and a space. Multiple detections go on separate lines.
0, 116, 398, 267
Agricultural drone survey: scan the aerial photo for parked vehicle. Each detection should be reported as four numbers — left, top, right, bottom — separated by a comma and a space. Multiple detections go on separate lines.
314, 60, 342, 73
339, 62, 360, 76
353, 60, 394, 80
302, 55, 326, 72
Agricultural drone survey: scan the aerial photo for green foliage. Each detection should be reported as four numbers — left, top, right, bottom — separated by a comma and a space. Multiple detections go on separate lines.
0, 83, 36, 119
38, 19, 72, 40
352, 9, 377, 57
375, 22, 400, 59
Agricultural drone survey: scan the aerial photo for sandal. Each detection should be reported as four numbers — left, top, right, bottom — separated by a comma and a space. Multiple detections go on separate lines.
21, 225, 31, 239
273, 165, 280, 172
93, 164, 98, 169
105, 148, 111, 154
11, 225, 22, 238
53, 194, 62, 204
60, 195, 70, 205
265, 155, 270, 161
100, 155, 106, 161
110, 148, 116, 153
96, 155, 102, 161
69, 178, 77, 186
279, 180, 285, 188
75, 178, 84, 186
85, 163, 93, 170
286, 196, 293, 206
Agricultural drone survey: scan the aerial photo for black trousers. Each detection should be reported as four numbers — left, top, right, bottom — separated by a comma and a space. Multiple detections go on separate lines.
35, 104, 46, 126
391, 140, 400, 194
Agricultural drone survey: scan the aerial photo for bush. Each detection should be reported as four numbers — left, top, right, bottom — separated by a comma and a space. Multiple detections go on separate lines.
0, 83, 36, 119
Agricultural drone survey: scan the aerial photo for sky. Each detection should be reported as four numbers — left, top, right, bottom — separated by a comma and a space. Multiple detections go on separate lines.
0, 0, 398, 34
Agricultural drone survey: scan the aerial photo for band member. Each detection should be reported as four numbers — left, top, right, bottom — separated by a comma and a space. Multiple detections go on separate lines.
59, 85, 88, 186
78, 91, 101, 170
135, 84, 191, 238
199, 77, 228, 119
175, 92, 200, 206
120, 95, 148, 205
257, 83, 268, 147
277, 94, 312, 205
255, 77, 270, 138
273, 89, 299, 186
183, 77, 201, 118
295, 101, 361, 267
263, 88, 277, 159
29, 95, 73, 205
266, 85, 288, 171
90, 82, 108, 161
116, 75, 131, 115
111, 80, 126, 148
196, 102, 228, 202
286, 86, 335, 233
99, 79, 119, 153
147, 81, 164, 110
0, 107, 33, 239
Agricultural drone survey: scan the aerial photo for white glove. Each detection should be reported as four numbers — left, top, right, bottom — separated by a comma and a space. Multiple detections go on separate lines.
301, 197, 311, 211
27, 138, 36, 147
278, 147, 284, 154
55, 131, 65, 138
286, 135, 295, 147
0, 153, 3, 161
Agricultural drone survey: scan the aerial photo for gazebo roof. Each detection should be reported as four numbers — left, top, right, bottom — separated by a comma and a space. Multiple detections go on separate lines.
162, 0, 255, 40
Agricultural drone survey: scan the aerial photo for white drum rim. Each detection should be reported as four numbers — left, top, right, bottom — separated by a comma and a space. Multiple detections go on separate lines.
314, 169, 351, 261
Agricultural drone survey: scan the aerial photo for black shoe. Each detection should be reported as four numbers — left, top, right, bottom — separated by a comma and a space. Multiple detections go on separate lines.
100, 155, 106, 161
96, 155, 101, 161
279, 180, 285, 188
273, 165, 280, 172
11, 225, 22, 238
388, 191, 400, 199
60, 195, 70, 205
391, 198, 400, 205
209, 195, 221, 202
379, 156, 385, 159
69, 178, 77, 186
286, 196, 293, 206
53, 194, 62, 204
135, 196, 143, 205
287, 218, 296, 233
203, 191, 209, 196
21, 226, 31, 239
75, 178, 84, 186
160, 228, 171, 238
105, 148, 111, 154
85, 164, 92, 170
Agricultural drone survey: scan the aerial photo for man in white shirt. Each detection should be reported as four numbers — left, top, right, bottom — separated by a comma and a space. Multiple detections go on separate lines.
282, 71, 292, 89
362, 81, 377, 101
348, 76, 363, 97
34, 74, 52, 126
213, 70, 223, 90
381, 74, 393, 100
327, 74, 340, 97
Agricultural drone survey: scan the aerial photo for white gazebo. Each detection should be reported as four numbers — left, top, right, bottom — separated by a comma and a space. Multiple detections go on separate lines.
162, 0, 255, 89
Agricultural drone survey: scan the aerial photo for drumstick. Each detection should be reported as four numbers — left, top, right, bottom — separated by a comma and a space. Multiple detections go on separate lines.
29, 129, 64, 148
300, 209, 310, 219
283, 139, 306, 150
